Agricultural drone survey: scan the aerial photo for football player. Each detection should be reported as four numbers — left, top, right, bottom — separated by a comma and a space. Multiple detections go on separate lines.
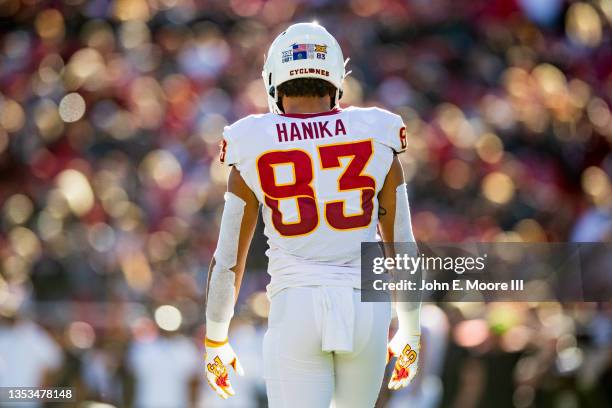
205, 22, 421, 407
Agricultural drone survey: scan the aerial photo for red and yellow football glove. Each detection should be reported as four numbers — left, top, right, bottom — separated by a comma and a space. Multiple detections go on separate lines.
204, 338, 244, 399
386, 333, 420, 390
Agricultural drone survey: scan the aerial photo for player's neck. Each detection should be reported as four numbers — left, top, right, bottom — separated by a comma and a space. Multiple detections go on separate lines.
281, 96, 332, 114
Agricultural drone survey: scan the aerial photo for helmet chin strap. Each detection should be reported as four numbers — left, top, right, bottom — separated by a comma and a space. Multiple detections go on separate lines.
267, 85, 283, 114
332, 88, 341, 110
276, 93, 284, 113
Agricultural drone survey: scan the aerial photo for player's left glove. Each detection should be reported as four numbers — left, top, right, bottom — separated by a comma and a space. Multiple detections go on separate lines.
204, 338, 245, 399
386, 333, 420, 390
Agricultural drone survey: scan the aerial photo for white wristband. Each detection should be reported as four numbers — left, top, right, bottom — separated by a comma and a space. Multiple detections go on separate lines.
396, 306, 421, 336
206, 319, 231, 342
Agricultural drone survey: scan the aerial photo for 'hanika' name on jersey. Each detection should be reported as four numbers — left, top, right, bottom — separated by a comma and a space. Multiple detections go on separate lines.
276, 118, 346, 143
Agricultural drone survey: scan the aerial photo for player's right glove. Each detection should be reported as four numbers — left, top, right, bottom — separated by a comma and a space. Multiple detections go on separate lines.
386, 333, 420, 390
204, 338, 245, 399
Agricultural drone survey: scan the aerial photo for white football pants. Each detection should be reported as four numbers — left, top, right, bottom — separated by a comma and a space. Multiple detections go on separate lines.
263, 286, 392, 408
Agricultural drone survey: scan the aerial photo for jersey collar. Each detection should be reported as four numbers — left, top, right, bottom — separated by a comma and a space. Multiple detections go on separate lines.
280, 108, 343, 119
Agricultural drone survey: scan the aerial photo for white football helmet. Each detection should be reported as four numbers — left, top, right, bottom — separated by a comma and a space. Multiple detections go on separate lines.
262, 22, 349, 114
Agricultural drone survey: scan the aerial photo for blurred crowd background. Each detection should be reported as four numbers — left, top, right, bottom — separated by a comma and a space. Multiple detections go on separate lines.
0, 0, 611, 407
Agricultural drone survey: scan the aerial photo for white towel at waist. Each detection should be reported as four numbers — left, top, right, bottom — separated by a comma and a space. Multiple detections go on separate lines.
313, 286, 356, 353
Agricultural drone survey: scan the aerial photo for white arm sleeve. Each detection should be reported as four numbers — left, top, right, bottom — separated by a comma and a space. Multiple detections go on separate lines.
394, 183, 415, 243
205, 192, 246, 341
394, 183, 421, 336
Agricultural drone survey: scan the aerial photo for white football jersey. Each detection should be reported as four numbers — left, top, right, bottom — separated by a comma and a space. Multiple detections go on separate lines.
221, 107, 407, 296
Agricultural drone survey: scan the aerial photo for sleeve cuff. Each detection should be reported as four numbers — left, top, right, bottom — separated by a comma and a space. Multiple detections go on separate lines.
396, 305, 421, 336
205, 319, 231, 342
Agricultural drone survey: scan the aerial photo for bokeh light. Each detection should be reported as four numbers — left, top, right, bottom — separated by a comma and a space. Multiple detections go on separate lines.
9, 226, 42, 261
482, 172, 515, 205
120, 250, 153, 292
66, 321, 96, 349
3, 194, 34, 225
56, 169, 95, 216
154, 305, 183, 332
59, 93, 87, 123
35, 9, 65, 42
442, 159, 471, 190
566, 2, 603, 47
139, 150, 183, 190
581, 166, 611, 207
476, 132, 504, 164
0, 98, 25, 132
453, 319, 489, 348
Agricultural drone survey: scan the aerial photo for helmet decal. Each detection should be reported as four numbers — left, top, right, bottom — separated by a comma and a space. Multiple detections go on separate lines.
282, 43, 328, 63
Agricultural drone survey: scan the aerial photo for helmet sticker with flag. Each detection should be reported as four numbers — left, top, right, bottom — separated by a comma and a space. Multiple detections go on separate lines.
282, 43, 328, 63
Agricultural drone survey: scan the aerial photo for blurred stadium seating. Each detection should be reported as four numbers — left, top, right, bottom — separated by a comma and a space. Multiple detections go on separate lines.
0, 0, 610, 407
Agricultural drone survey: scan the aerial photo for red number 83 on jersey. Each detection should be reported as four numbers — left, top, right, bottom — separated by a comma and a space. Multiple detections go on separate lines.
256, 140, 375, 237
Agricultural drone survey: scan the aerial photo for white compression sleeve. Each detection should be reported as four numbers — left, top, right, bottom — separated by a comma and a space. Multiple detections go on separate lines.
394, 183, 421, 335
206, 192, 246, 341
394, 183, 415, 243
